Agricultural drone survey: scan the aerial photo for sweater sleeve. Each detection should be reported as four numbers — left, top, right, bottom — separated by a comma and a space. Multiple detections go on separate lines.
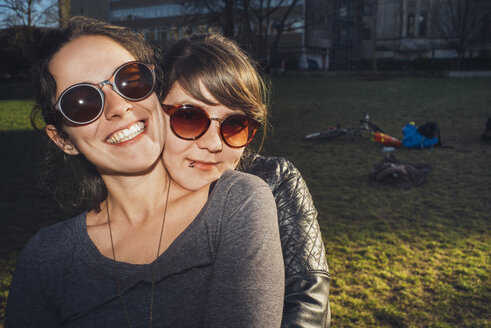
5, 233, 62, 328
203, 172, 285, 328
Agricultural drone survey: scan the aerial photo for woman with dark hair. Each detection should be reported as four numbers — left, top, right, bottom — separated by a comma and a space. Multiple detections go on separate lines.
5, 17, 284, 327
159, 34, 331, 327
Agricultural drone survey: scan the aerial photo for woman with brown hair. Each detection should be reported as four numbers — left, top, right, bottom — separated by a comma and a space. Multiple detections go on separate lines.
159, 34, 331, 327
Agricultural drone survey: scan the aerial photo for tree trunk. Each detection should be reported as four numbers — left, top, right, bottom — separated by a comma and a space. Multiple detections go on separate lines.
27, 0, 33, 28
223, 0, 235, 38
269, 0, 300, 72
58, 0, 71, 28
371, 0, 378, 72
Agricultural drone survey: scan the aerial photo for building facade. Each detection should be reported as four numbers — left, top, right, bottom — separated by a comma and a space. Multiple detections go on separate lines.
363, 0, 491, 66
71, 0, 490, 70
71, 0, 331, 70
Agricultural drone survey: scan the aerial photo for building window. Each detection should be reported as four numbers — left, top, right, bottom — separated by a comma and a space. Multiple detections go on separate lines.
111, 4, 183, 22
208, 26, 220, 34
339, 28, 348, 40
363, 4, 371, 16
181, 25, 192, 36
339, 6, 347, 17
291, 19, 303, 32
407, 13, 415, 37
145, 29, 156, 41
197, 25, 207, 33
419, 13, 427, 36
261, 22, 268, 34
482, 14, 490, 42
159, 27, 169, 41
282, 17, 303, 33
271, 20, 281, 34
170, 27, 179, 39
362, 27, 371, 40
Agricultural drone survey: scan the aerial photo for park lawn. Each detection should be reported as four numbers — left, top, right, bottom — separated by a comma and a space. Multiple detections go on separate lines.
0, 100, 33, 131
1, 77, 490, 327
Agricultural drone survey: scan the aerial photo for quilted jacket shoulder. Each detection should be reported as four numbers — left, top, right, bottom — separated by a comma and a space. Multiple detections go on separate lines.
240, 155, 331, 327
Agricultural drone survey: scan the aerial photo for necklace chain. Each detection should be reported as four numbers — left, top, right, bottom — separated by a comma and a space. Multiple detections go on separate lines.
107, 178, 171, 328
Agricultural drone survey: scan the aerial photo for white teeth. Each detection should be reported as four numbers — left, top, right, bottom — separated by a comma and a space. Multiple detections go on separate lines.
107, 121, 145, 144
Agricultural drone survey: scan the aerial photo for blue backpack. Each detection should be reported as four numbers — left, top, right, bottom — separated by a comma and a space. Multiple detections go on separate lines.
402, 123, 439, 149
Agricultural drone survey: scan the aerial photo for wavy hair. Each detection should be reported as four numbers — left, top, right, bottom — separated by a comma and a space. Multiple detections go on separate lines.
31, 16, 162, 213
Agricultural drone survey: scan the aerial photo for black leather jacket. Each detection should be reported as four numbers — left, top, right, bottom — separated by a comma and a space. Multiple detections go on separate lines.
240, 155, 331, 328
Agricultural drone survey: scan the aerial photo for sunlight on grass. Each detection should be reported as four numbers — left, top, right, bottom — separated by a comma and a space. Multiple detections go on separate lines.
1, 78, 490, 327
0, 100, 34, 131
265, 77, 491, 327
0, 255, 17, 327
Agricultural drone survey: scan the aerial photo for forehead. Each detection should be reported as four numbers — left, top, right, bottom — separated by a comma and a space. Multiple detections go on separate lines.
165, 81, 245, 116
165, 80, 215, 105
49, 35, 136, 95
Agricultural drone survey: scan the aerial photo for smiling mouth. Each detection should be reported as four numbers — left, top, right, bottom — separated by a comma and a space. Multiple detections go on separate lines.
107, 121, 145, 144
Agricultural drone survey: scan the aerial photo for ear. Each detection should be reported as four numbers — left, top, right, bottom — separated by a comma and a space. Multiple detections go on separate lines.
45, 125, 80, 155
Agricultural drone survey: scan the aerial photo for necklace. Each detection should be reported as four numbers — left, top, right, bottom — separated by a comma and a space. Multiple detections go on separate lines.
107, 178, 171, 328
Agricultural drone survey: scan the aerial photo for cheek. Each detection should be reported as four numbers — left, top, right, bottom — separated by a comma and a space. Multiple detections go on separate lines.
162, 142, 194, 188
162, 141, 179, 162
164, 131, 190, 155
225, 148, 245, 169
163, 114, 175, 140
162, 134, 192, 174
64, 125, 96, 150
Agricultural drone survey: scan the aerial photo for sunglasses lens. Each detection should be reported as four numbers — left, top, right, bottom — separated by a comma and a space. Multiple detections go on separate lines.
60, 85, 103, 123
115, 62, 154, 100
222, 116, 259, 148
171, 106, 210, 139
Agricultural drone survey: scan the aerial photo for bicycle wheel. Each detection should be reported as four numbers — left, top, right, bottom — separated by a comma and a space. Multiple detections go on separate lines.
303, 128, 348, 140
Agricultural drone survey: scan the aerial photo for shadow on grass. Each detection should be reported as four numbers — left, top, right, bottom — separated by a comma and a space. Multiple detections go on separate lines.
0, 78, 34, 101
0, 130, 65, 258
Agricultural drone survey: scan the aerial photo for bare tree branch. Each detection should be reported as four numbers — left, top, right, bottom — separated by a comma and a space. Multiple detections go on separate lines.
434, 0, 489, 67
0, 0, 56, 28
182, 0, 315, 66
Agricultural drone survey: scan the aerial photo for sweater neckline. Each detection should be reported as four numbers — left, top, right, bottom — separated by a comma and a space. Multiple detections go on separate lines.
73, 171, 229, 273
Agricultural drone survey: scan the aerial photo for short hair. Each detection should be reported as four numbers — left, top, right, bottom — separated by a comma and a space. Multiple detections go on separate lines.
160, 33, 270, 155
31, 16, 162, 213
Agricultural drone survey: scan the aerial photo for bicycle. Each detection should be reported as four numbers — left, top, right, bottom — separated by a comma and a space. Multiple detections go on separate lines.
303, 113, 385, 141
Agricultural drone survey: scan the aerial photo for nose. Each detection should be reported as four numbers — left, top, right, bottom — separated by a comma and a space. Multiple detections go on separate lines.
101, 84, 133, 120
196, 120, 223, 153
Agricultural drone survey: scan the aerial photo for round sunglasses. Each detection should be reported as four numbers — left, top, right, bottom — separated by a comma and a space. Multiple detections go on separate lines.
162, 104, 261, 148
54, 61, 156, 125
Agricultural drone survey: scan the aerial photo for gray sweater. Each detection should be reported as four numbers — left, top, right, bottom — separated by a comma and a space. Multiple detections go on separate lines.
6, 170, 284, 328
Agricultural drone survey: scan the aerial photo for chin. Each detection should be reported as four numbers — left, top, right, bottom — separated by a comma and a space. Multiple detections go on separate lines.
117, 156, 162, 175
173, 174, 218, 192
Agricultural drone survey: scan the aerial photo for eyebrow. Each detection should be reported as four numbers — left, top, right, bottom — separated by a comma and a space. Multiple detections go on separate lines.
167, 101, 246, 115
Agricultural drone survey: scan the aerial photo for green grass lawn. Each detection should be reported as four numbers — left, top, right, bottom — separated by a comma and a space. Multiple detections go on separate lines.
1, 77, 490, 327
